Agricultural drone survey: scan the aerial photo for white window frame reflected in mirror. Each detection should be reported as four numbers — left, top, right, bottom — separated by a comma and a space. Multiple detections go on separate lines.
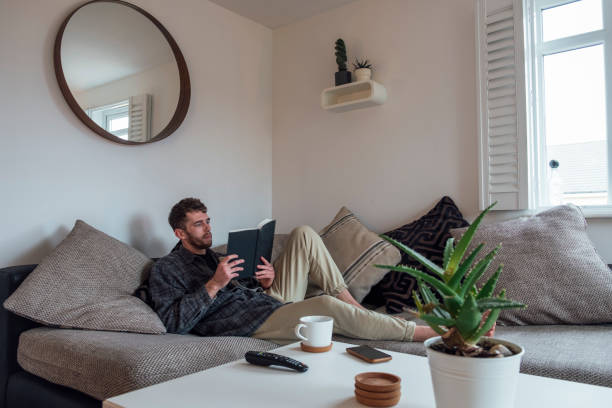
86, 100, 129, 140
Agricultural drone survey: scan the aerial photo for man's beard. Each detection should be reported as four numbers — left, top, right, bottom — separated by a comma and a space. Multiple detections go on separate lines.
186, 232, 212, 250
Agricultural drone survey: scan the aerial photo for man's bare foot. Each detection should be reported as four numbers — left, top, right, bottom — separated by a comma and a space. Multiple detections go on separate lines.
336, 289, 366, 310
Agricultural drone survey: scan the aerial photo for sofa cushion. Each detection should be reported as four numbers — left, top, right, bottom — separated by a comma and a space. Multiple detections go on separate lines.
334, 324, 612, 388
3, 220, 165, 334
451, 205, 612, 325
365, 196, 469, 313
17, 327, 278, 400
319, 207, 401, 302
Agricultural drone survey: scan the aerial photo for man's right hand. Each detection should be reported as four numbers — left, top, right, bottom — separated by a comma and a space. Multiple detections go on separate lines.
205, 254, 244, 298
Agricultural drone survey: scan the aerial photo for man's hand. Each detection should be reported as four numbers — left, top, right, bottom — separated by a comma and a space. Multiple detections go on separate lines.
255, 256, 275, 289
205, 254, 244, 298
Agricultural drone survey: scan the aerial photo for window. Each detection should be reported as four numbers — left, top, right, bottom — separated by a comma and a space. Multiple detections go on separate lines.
476, 0, 612, 215
529, 0, 610, 208
86, 100, 130, 141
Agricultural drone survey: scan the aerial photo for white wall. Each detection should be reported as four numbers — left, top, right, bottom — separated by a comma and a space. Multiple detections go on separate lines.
272, 0, 612, 262
75, 61, 179, 138
0, 0, 273, 267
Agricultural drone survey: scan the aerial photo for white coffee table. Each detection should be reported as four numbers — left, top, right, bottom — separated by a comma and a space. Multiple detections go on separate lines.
103, 341, 612, 407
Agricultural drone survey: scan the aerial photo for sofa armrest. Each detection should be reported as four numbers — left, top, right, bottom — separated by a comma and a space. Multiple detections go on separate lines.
1, 265, 41, 408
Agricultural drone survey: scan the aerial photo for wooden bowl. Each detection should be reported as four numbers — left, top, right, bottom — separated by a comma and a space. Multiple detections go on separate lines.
355, 393, 401, 407
354, 372, 401, 392
354, 387, 401, 400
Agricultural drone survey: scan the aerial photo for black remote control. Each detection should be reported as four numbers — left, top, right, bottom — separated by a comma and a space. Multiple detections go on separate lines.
245, 351, 308, 372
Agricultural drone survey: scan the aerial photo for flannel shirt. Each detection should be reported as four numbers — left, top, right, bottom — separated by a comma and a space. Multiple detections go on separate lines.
147, 245, 283, 336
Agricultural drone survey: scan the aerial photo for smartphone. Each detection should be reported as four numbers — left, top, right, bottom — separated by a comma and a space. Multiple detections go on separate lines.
346, 345, 392, 363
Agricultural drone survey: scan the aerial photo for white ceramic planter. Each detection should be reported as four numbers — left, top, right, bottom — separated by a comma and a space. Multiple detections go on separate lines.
354, 68, 371, 82
424, 337, 524, 408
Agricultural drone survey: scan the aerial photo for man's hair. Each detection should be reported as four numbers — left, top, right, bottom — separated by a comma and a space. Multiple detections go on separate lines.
168, 198, 207, 230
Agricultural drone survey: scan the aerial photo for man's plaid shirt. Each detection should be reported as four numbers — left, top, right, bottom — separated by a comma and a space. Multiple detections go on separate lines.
147, 245, 283, 336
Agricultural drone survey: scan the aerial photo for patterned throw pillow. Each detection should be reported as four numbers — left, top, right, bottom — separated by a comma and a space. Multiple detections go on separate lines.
364, 197, 469, 313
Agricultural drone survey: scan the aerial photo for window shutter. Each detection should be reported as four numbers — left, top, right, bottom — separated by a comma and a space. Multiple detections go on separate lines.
128, 94, 152, 142
476, 0, 529, 210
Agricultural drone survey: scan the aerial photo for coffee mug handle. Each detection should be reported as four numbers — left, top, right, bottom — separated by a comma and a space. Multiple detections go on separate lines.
294, 323, 308, 341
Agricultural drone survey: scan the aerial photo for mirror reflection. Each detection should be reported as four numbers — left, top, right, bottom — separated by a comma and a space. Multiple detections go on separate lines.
60, 2, 181, 143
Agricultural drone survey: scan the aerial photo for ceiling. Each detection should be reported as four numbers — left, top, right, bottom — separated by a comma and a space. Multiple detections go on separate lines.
209, 0, 360, 29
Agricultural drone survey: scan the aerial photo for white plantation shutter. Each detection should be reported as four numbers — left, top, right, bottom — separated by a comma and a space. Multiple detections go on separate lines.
476, 0, 529, 210
128, 94, 152, 142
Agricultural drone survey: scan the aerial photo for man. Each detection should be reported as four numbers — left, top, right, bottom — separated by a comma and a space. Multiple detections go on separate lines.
147, 197, 444, 344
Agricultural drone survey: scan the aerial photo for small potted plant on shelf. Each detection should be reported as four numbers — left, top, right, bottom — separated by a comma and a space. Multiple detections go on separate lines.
334, 38, 351, 86
352, 58, 373, 82
376, 203, 526, 408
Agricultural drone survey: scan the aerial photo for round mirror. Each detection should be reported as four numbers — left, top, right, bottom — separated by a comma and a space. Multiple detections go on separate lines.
54, 0, 190, 145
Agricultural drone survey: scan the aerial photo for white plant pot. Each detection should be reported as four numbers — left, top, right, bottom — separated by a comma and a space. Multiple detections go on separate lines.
424, 336, 524, 408
354, 68, 371, 82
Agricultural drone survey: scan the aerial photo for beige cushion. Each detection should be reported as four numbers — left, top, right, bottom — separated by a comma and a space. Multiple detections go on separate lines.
18, 327, 278, 400
451, 205, 612, 325
319, 207, 401, 302
3, 220, 165, 334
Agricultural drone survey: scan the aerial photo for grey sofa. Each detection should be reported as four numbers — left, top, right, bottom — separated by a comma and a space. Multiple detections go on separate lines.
2, 241, 611, 408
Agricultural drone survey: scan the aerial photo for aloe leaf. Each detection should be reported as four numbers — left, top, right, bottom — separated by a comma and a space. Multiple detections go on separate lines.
458, 245, 500, 298
455, 293, 482, 341
477, 298, 526, 311
418, 315, 447, 336
442, 237, 454, 270
466, 308, 501, 343
376, 264, 457, 298
442, 294, 463, 316
447, 243, 484, 290
476, 264, 502, 299
446, 202, 496, 274
418, 279, 438, 304
380, 235, 445, 277
418, 282, 451, 320
413, 291, 424, 314
420, 313, 455, 327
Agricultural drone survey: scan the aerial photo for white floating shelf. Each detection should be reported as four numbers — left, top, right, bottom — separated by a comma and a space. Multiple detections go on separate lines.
321, 80, 387, 112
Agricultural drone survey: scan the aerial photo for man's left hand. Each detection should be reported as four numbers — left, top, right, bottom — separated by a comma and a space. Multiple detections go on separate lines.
255, 256, 275, 289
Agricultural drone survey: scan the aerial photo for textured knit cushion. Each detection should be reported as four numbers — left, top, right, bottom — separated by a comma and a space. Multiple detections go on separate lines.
365, 196, 469, 313
3, 220, 165, 334
17, 327, 278, 400
319, 207, 401, 302
451, 205, 612, 325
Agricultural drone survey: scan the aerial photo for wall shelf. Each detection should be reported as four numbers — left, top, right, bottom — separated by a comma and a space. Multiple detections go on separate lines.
321, 80, 387, 112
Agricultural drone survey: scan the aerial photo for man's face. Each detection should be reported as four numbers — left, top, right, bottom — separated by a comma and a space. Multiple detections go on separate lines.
176, 211, 212, 251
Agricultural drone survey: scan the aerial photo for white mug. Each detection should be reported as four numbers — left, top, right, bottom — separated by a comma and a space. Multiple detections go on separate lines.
294, 315, 333, 347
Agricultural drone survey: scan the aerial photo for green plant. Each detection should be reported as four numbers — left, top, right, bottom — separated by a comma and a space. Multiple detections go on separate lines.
335, 39, 348, 71
352, 58, 372, 70
376, 203, 526, 355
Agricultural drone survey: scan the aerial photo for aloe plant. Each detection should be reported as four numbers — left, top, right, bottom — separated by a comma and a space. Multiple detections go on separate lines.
376, 203, 526, 354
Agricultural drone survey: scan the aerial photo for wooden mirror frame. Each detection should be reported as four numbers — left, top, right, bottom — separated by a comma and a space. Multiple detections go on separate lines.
54, 0, 190, 145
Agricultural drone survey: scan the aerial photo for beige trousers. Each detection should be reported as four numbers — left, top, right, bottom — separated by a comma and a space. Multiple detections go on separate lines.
253, 226, 415, 344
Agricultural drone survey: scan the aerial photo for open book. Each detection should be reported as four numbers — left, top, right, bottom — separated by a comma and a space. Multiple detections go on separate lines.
226, 218, 276, 279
